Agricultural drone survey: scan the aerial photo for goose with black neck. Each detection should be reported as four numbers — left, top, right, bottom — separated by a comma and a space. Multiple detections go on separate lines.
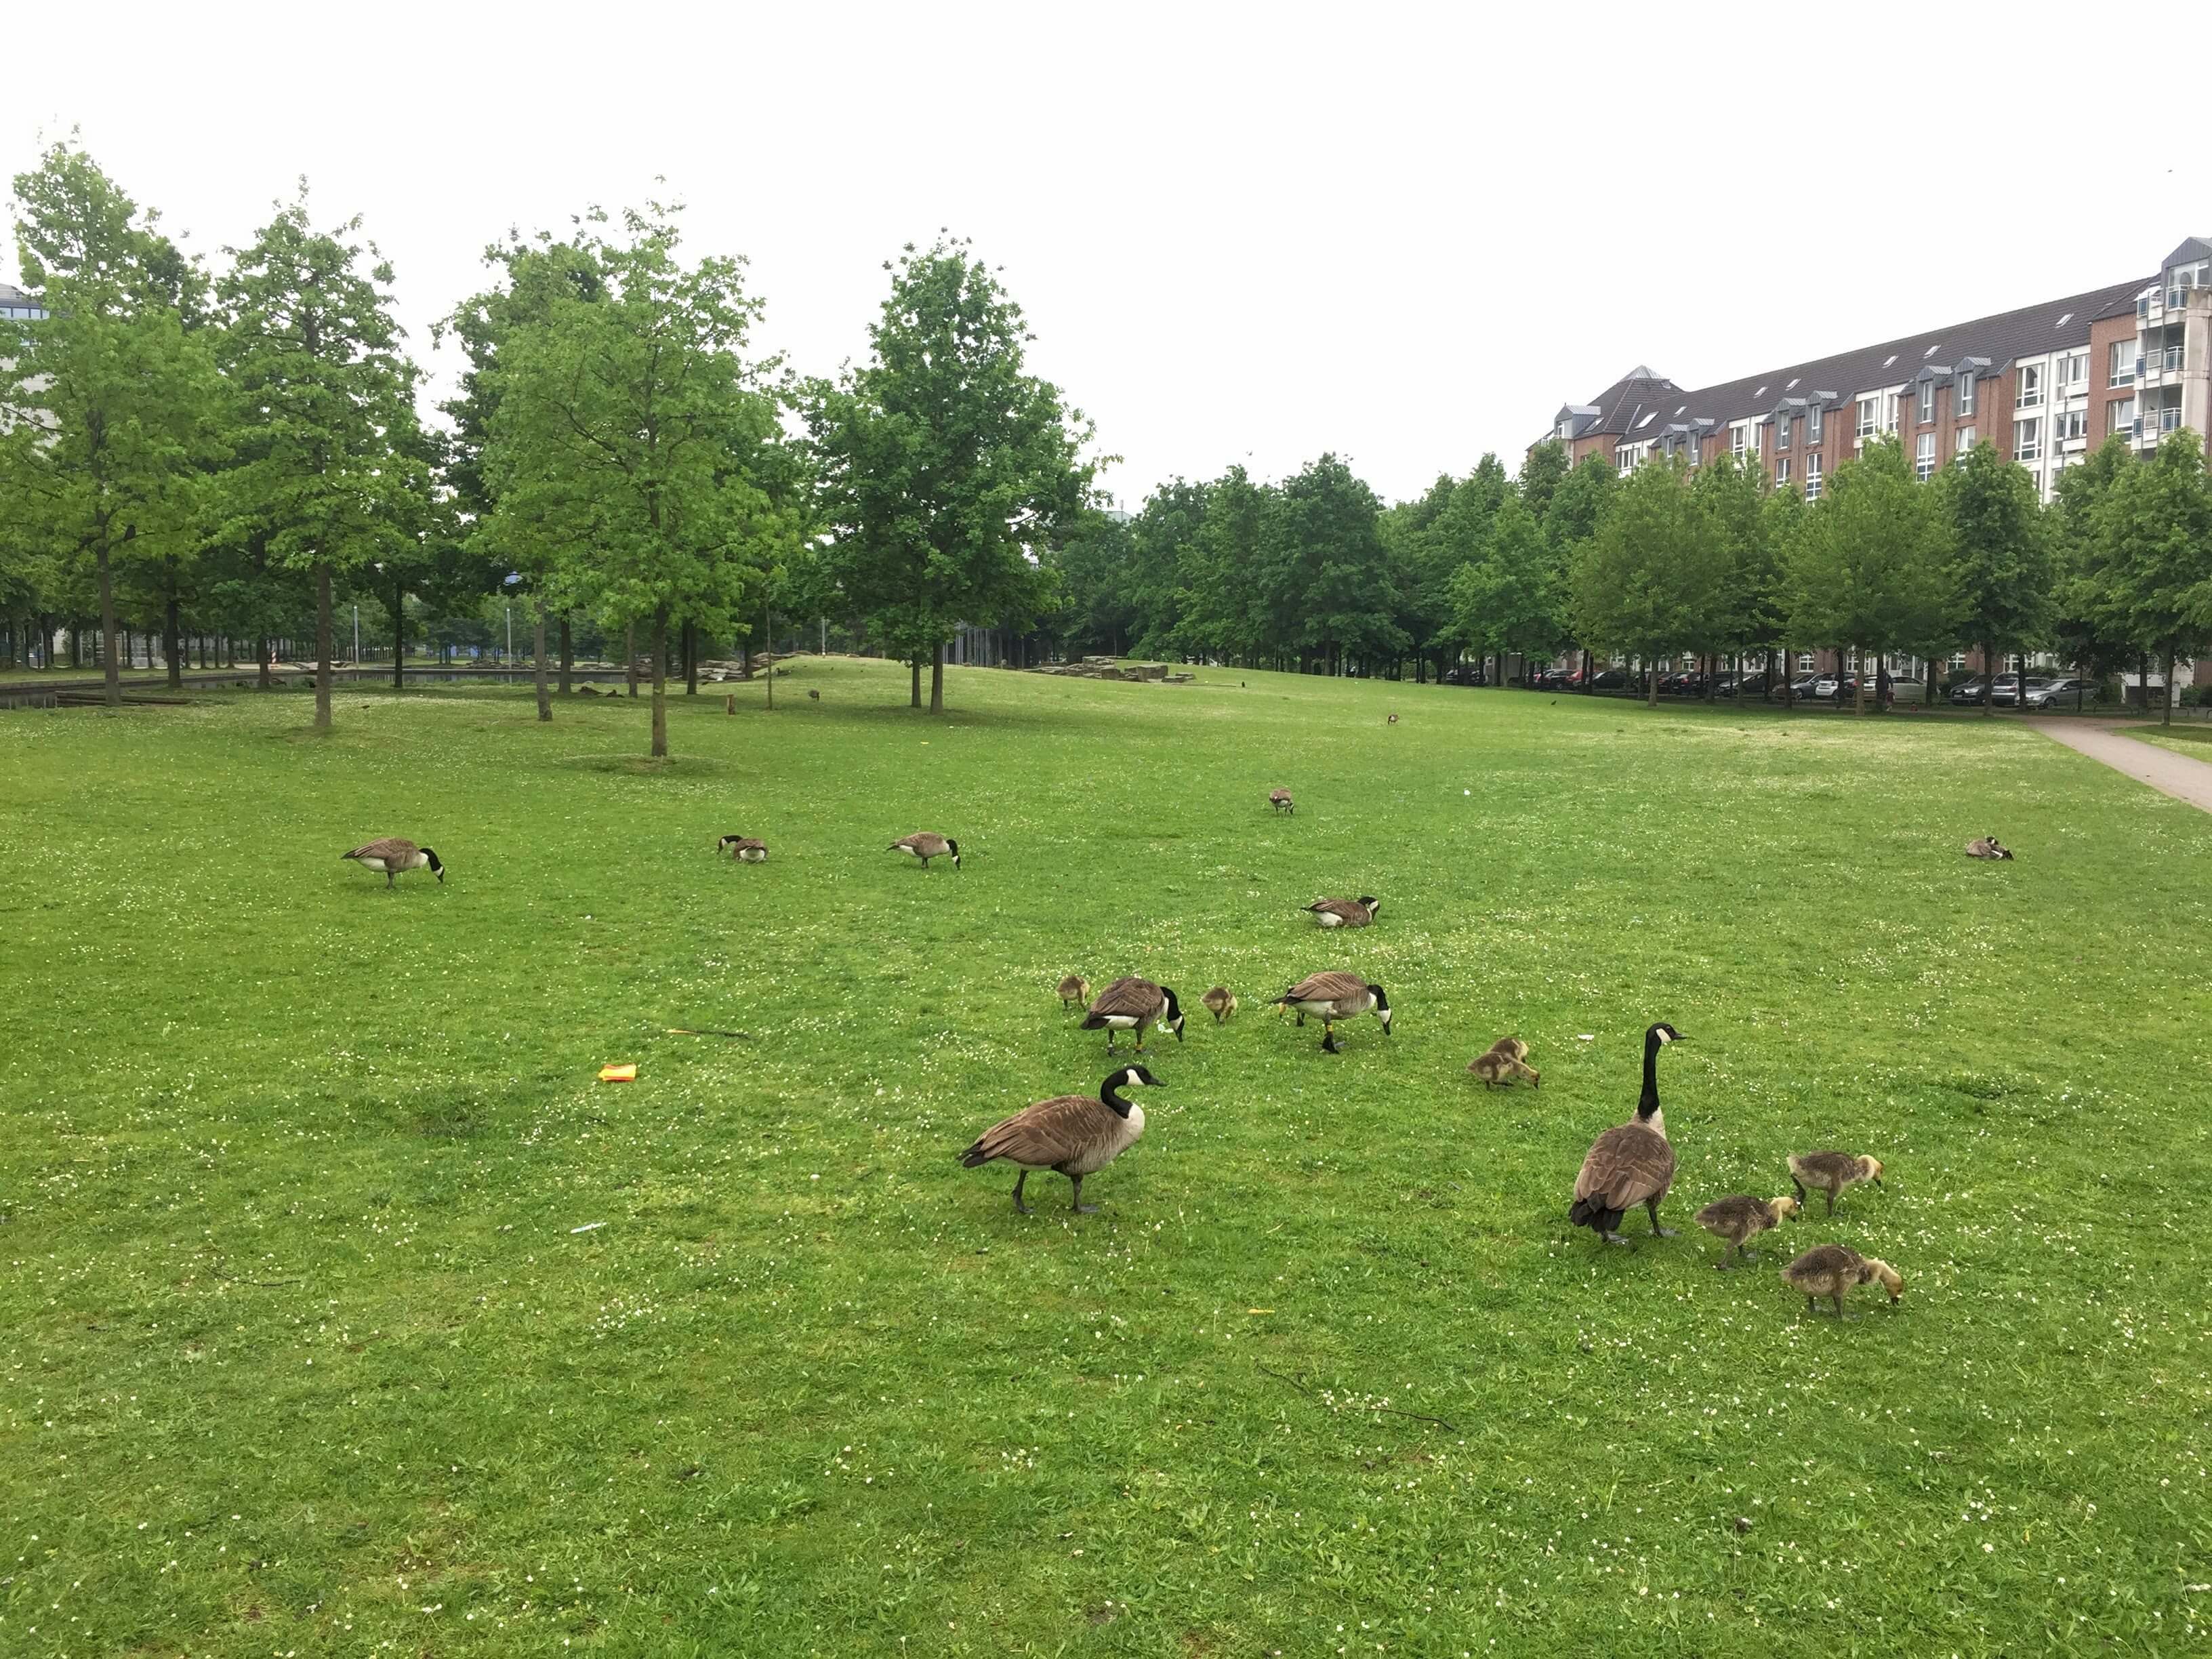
956, 1065, 1164, 1214
1568, 1022, 1684, 1247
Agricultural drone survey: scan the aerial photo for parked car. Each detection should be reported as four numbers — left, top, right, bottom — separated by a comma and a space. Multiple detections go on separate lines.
1786, 672, 1824, 699
1987, 674, 2035, 706
1656, 670, 1700, 695
1442, 665, 1486, 687
1946, 676, 1992, 705
2022, 676, 2097, 710
1588, 668, 1630, 690
1732, 671, 1776, 697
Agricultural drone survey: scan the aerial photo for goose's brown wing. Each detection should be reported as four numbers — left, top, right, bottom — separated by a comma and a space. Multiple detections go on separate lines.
1307, 899, 1369, 923
1087, 977, 1163, 1019
958, 1094, 1112, 1168
893, 832, 948, 855
1282, 970, 1366, 1004
346, 838, 417, 861
1782, 1243, 1863, 1286
1794, 1151, 1857, 1183
1573, 1123, 1675, 1209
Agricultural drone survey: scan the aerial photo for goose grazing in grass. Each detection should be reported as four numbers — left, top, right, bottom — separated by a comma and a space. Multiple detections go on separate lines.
1965, 836, 2013, 860
1202, 985, 1237, 1023
1788, 1151, 1885, 1216
958, 1064, 1164, 1214
1781, 1244, 1903, 1317
342, 838, 445, 888
1267, 787, 1295, 815
1272, 972, 1391, 1052
1694, 1193, 1801, 1268
716, 835, 769, 863
1081, 977, 1186, 1053
1304, 896, 1380, 928
1057, 975, 1090, 1010
1469, 1036, 1539, 1090
1567, 1023, 1683, 1246
888, 832, 961, 870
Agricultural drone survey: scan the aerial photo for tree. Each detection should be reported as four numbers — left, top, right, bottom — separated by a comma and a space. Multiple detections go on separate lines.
483, 202, 796, 758
811, 238, 1097, 713
1757, 483, 1809, 703
0, 142, 218, 706
214, 187, 422, 730
1448, 492, 1557, 676
1788, 437, 1957, 713
2051, 437, 2139, 699
1544, 453, 1617, 688
1692, 453, 1771, 697
2100, 428, 2212, 728
1265, 455, 1406, 676
1570, 456, 1722, 705
1517, 439, 1572, 524
1938, 441, 2053, 716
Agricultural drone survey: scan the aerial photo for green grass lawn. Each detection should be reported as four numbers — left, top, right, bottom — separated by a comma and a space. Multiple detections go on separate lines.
3, 661, 2207, 1657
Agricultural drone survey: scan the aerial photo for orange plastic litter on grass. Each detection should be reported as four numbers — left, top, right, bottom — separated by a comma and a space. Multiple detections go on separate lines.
598, 1063, 637, 1083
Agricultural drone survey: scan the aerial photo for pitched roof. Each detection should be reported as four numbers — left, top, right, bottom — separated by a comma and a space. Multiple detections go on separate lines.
1554, 273, 2150, 443
0, 282, 35, 306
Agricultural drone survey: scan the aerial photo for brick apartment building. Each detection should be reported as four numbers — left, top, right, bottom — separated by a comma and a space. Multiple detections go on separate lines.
1538, 237, 2212, 689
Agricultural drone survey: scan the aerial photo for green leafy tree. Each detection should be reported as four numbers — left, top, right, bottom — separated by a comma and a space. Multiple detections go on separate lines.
1448, 492, 1557, 676
0, 142, 219, 705
1788, 437, 1957, 713
1544, 453, 1617, 687
1691, 452, 1771, 697
1517, 439, 1572, 523
1570, 456, 1721, 705
1757, 483, 1809, 701
1263, 455, 1405, 675
483, 202, 796, 757
2051, 437, 2139, 697
811, 238, 1097, 713
1937, 441, 2053, 715
1179, 466, 1271, 665
2100, 428, 2212, 726
214, 187, 422, 729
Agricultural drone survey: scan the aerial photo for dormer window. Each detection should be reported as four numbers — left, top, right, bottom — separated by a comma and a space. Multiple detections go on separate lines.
1775, 412, 1790, 449
1956, 371, 1976, 417
1917, 381, 1934, 424
1808, 403, 1824, 445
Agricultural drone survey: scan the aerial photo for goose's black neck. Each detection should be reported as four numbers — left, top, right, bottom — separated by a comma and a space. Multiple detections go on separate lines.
1101, 1073, 1135, 1118
1637, 1029, 1663, 1120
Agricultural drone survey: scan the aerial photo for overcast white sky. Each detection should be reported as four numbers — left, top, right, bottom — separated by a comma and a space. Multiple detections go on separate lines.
9, 2, 2211, 507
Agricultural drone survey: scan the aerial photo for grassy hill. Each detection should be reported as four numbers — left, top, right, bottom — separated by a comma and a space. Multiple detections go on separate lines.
2, 659, 2206, 1656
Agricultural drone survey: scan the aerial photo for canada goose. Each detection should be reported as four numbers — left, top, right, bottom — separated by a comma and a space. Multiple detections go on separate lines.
1057, 974, 1090, 1010
1202, 986, 1237, 1023
807, 689, 820, 700
1081, 977, 1186, 1052
1788, 1151, 1885, 1217
1303, 897, 1380, 928
888, 832, 961, 870
1965, 836, 2013, 860
342, 838, 445, 888
1387, 713, 1399, 724
716, 835, 769, 863
958, 1064, 1164, 1214
1694, 1193, 1801, 1269
1268, 787, 1294, 815
1781, 1244, 1903, 1317
1271, 972, 1391, 1051
1469, 1036, 1539, 1089
1566, 1022, 1683, 1246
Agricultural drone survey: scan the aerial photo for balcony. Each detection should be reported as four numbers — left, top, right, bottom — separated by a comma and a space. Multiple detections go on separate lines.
2139, 343, 2187, 388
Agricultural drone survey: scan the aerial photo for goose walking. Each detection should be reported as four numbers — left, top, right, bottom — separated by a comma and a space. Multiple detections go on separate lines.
1567, 1023, 1682, 1246
1271, 972, 1391, 1052
1781, 1244, 1903, 1317
342, 838, 445, 888
957, 1065, 1164, 1214
888, 832, 961, 870
1303, 897, 1380, 928
1267, 787, 1294, 815
1080, 977, 1187, 1053
1694, 1193, 1800, 1268
1787, 1151, 1885, 1217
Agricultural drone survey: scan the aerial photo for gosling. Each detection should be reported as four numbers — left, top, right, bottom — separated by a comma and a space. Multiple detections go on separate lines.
1468, 1036, 1538, 1090
1781, 1244, 1903, 1317
1202, 986, 1237, 1024
1693, 1193, 1801, 1269
1057, 975, 1090, 1011
1267, 787, 1294, 815
1788, 1151, 1885, 1217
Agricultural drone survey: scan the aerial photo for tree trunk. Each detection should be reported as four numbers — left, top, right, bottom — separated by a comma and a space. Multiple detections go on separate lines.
626, 623, 638, 697
163, 596, 184, 690
1980, 643, 1994, 715
390, 574, 407, 691
2164, 649, 2176, 726
764, 604, 774, 710
682, 619, 697, 695
1783, 649, 1794, 712
910, 655, 922, 709
313, 560, 334, 729
1853, 651, 1867, 716
559, 617, 572, 695
929, 639, 945, 714
1646, 659, 1658, 707
256, 635, 270, 691
96, 548, 121, 708
533, 602, 551, 722
649, 607, 670, 758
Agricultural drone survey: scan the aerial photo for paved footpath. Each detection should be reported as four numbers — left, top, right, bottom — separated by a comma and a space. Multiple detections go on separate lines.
2028, 718, 2212, 815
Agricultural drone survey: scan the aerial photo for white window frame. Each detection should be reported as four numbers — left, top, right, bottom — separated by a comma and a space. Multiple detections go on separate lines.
1805, 453, 1823, 500
1808, 403, 1823, 444
1777, 455, 1791, 483
1775, 411, 1790, 449
1956, 371, 1976, 415
1855, 396, 1877, 440
2015, 417, 2042, 463
2055, 407, 2087, 443
2058, 351, 2088, 394
2109, 397, 2136, 435
1955, 426, 1975, 460
1729, 420, 1751, 459
2110, 340, 2137, 388
1882, 391, 1900, 433
2017, 363, 2043, 410
1917, 380, 1935, 424
1616, 440, 1649, 476
1916, 432, 1936, 480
